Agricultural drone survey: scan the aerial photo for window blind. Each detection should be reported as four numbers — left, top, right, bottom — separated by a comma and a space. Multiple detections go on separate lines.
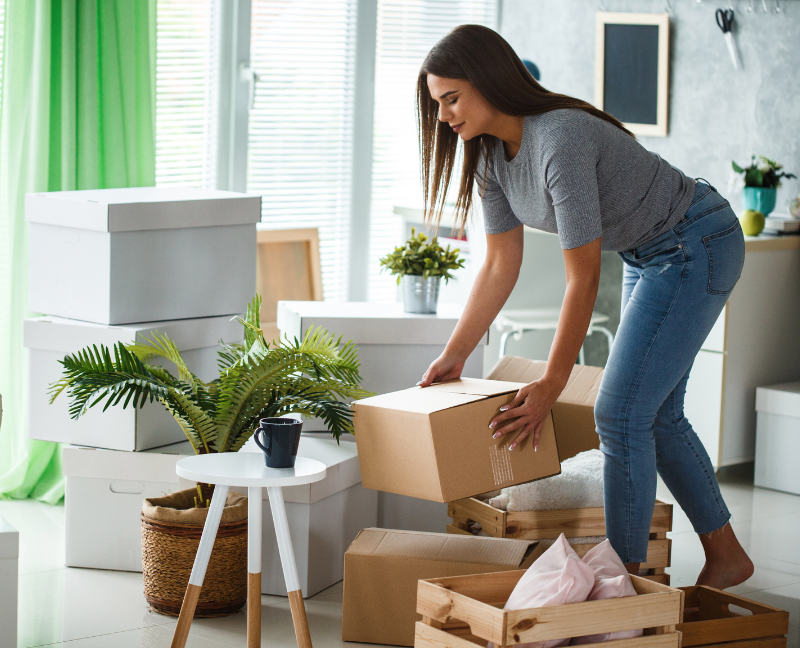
155, 0, 219, 188
367, 0, 497, 301
248, 0, 357, 303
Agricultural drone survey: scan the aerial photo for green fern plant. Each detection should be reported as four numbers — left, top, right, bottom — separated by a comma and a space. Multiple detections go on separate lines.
50, 295, 374, 453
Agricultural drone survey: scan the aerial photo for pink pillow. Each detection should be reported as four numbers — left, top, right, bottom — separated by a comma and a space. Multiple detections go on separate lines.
570, 540, 643, 644
491, 534, 595, 648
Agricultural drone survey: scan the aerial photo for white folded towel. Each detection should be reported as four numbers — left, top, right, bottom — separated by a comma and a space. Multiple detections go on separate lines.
487, 449, 605, 511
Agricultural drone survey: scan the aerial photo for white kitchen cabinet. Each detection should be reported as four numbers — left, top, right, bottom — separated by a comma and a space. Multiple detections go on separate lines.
684, 237, 800, 468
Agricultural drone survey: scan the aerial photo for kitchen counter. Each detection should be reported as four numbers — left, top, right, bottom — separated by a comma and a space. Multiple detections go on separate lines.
744, 234, 800, 252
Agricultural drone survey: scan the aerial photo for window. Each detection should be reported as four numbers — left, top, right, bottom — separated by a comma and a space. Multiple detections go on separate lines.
152, 0, 496, 302
367, 1, 497, 301
155, 0, 219, 188
248, 0, 358, 303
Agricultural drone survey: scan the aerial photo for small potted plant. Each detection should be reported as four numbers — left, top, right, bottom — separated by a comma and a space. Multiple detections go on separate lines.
732, 155, 796, 216
380, 228, 465, 314
51, 294, 372, 617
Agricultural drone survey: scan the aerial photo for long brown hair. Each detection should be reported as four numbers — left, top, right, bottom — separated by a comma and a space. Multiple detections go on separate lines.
417, 24, 633, 233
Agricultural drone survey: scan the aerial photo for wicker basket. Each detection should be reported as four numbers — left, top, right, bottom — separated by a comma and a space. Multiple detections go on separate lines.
141, 487, 248, 617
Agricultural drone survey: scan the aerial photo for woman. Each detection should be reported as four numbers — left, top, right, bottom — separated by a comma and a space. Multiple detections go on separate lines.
417, 25, 753, 589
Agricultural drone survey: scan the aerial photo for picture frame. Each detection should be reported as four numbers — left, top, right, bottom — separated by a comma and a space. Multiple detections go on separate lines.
595, 12, 670, 137
255, 227, 324, 338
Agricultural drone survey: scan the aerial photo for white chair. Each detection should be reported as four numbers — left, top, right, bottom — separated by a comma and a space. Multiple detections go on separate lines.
496, 307, 615, 365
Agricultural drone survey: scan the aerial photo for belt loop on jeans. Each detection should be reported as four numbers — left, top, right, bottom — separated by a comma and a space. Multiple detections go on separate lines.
695, 177, 718, 193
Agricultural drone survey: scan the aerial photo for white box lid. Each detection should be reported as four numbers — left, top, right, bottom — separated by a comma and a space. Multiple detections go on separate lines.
64, 436, 361, 504
277, 301, 487, 346
24, 314, 242, 353
63, 441, 194, 482
25, 187, 262, 232
756, 382, 800, 418
0, 516, 19, 559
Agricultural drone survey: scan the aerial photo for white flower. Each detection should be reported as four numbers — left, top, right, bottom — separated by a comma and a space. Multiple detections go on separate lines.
757, 160, 772, 173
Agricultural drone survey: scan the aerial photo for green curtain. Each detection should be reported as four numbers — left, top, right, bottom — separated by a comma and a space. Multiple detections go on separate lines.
0, 0, 156, 503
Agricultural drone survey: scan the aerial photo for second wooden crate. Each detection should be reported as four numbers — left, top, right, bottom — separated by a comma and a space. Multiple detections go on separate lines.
678, 586, 789, 647
448, 497, 673, 583
415, 570, 684, 648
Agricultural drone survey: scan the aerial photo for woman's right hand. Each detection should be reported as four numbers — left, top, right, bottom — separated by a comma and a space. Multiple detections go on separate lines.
418, 353, 465, 387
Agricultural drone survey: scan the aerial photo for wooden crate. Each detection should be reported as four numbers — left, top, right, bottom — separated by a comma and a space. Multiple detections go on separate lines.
448, 497, 673, 583
415, 571, 684, 648
677, 586, 789, 647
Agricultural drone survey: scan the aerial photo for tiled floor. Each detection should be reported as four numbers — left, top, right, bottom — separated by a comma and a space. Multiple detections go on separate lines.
1, 470, 799, 647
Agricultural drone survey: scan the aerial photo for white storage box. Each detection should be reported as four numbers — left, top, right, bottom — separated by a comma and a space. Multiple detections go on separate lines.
755, 381, 800, 494
277, 301, 487, 404
26, 187, 260, 325
0, 516, 19, 648
63, 436, 376, 597
26, 315, 241, 451
277, 300, 484, 534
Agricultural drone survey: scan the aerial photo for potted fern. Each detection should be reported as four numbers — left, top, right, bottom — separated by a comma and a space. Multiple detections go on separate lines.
51, 294, 372, 617
380, 228, 465, 314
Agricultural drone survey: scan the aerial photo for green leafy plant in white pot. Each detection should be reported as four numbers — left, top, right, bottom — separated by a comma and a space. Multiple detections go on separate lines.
732, 155, 796, 217
379, 228, 465, 314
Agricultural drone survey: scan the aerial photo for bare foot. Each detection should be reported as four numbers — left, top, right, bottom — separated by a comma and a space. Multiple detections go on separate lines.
695, 555, 754, 590
695, 522, 754, 590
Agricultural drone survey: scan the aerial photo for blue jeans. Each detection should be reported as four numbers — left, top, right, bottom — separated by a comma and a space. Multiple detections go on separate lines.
595, 181, 745, 563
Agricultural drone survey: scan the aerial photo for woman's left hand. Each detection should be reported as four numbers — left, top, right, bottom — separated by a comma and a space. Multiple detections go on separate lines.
489, 378, 562, 451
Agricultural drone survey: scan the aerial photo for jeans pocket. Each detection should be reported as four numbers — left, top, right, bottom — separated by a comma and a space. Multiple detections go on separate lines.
703, 221, 745, 295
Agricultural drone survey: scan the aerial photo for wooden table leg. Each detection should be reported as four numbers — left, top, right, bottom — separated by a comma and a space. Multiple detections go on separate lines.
267, 486, 313, 648
170, 484, 230, 648
248, 486, 263, 648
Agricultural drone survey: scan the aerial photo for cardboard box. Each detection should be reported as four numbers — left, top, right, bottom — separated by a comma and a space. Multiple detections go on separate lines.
352, 378, 562, 503
25, 314, 241, 451
280, 300, 488, 530
26, 186, 261, 325
487, 356, 603, 461
63, 437, 376, 597
755, 381, 800, 495
0, 517, 19, 648
341, 528, 537, 646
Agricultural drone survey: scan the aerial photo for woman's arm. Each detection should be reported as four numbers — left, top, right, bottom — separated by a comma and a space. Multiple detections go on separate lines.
490, 236, 602, 450
419, 224, 524, 386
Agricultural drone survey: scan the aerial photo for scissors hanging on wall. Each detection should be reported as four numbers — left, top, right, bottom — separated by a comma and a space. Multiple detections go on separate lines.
716, 8, 741, 69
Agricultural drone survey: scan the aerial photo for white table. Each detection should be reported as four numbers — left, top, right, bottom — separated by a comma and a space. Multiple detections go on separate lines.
170, 453, 326, 648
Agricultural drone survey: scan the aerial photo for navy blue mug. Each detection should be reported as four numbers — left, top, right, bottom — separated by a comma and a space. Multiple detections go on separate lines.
253, 417, 302, 468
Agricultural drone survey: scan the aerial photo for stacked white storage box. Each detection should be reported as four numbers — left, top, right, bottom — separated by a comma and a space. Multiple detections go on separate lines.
755, 382, 800, 495
25, 187, 260, 450
0, 516, 18, 648
277, 300, 488, 534
63, 437, 376, 597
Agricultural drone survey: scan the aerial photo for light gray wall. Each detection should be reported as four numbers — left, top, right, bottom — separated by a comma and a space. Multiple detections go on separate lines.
490, 0, 800, 370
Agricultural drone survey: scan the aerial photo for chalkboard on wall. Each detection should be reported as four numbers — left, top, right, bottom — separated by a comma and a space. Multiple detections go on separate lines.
594, 12, 670, 137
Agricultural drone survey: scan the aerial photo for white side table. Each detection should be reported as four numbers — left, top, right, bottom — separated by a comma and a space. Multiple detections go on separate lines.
170, 453, 326, 648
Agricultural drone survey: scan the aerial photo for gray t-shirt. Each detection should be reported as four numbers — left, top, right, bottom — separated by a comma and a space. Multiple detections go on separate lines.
478, 109, 696, 252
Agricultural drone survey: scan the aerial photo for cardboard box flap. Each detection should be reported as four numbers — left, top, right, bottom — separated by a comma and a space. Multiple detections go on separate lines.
347, 528, 534, 567
488, 358, 603, 404
558, 364, 603, 406
487, 356, 548, 383
425, 377, 526, 397
352, 378, 523, 415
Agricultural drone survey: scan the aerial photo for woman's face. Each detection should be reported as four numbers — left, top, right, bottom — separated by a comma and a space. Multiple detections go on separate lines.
426, 74, 496, 141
